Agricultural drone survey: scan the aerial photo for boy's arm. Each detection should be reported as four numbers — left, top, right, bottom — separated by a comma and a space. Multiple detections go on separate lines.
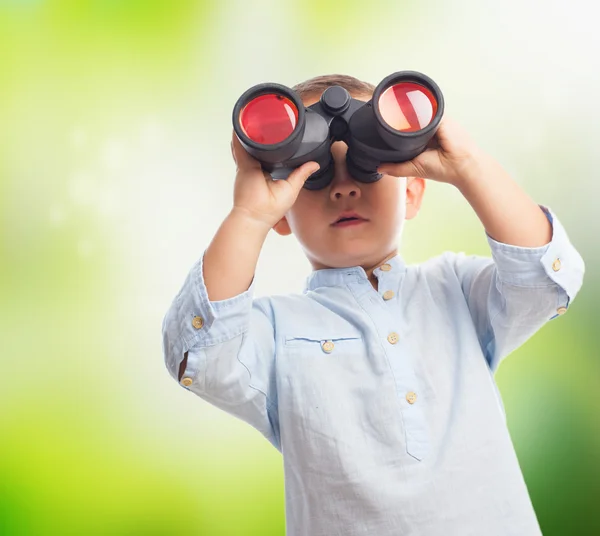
162, 209, 281, 447
452, 152, 584, 371
176, 208, 271, 376
378, 117, 585, 372
455, 150, 554, 248
203, 207, 272, 301
162, 134, 319, 449
449, 203, 584, 372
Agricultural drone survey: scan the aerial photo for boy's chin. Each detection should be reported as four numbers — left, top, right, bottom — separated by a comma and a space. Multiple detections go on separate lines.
307, 248, 382, 270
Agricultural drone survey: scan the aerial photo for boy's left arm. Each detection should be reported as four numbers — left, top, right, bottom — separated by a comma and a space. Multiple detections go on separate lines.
378, 116, 586, 371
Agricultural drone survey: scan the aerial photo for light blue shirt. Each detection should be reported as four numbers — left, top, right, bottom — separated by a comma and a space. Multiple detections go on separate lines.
162, 204, 585, 536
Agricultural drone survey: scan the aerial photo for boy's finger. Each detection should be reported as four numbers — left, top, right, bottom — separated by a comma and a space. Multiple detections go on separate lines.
285, 161, 320, 192
231, 131, 261, 171
378, 160, 420, 178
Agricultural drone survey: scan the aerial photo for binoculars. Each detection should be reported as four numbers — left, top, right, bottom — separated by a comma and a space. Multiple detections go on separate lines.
232, 71, 444, 190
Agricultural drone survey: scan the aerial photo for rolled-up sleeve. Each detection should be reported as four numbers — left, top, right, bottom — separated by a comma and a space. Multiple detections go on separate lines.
450, 204, 585, 372
162, 250, 280, 449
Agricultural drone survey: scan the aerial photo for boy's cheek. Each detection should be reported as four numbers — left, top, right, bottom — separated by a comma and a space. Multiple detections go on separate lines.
289, 198, 319, 223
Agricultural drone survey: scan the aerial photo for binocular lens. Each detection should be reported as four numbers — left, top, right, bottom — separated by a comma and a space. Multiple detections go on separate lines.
239, 94, 299, 145
378, 82, 438, 133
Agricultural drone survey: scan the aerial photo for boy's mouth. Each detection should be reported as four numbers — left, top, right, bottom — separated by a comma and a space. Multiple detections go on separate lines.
332, 218, 368, 228
331, 211, 368, 226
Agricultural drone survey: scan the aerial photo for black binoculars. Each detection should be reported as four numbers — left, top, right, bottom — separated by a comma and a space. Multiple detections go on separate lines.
232, 71, 444, 190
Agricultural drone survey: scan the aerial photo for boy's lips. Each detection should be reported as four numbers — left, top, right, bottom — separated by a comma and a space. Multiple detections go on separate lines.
331, 219, 368, 228
330, 210, 369, 226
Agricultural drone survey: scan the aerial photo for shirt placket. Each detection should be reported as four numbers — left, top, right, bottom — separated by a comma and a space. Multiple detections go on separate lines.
356, 264, 430, 461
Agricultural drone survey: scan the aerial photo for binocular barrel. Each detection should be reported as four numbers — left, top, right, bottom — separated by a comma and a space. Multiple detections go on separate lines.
232, 71, 444, 190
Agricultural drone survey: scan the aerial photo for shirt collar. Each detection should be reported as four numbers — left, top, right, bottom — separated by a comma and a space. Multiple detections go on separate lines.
303, 253, 407, 292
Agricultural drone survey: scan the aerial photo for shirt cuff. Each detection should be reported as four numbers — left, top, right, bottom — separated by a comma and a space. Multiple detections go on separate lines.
485, 204, 585, 304
168, 250, 256, 355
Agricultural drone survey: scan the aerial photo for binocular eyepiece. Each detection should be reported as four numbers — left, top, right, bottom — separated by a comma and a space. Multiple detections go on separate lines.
232, 71, 444, 190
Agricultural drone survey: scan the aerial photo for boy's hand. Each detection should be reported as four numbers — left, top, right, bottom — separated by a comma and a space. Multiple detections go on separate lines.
230, 132, 320, 229
377, 116, 484, 187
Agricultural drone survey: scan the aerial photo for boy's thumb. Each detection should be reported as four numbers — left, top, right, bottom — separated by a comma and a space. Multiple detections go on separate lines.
288, 161, 320, 190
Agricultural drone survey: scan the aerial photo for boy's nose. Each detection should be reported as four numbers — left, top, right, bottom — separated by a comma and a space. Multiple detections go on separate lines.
329, 173, 361, 201
328, 141, 361, 201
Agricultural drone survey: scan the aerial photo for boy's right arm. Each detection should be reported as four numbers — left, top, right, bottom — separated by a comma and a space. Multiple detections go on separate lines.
161, 210, 277, 445
176, 207, 272, 378
161, 133, 320, 447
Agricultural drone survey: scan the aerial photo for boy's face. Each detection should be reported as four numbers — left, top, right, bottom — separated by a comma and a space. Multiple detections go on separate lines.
273, 92, 426, 271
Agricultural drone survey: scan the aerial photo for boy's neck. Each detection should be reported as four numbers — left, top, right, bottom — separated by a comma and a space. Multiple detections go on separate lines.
365, 250, 399, 292
307, 249, 399, 293
370, 275, 378, 292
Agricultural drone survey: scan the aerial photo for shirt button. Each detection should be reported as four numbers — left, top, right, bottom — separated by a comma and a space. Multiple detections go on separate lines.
380, 263, 392, 271
181, 377, 193, 387
406, 391, 417, 404
387, 332, 399, 344
322, 341, 335, 353
552, 259, 562, 271
192, 316, 204, 329
556, 306, 568, 315
383, 290, 394, 300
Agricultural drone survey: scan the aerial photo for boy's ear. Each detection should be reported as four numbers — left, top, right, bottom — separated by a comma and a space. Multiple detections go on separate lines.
273, 216, 292, 236
405, 177, 426, 220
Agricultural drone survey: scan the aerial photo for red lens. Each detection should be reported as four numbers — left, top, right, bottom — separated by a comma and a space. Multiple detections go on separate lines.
239, 94, 299, 145
378, 82, 438, 132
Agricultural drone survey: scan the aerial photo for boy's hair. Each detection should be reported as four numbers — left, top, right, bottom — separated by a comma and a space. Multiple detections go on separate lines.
292, 74, 376, 101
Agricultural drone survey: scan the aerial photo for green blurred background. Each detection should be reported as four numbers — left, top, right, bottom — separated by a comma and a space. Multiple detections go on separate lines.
1, 0, 598, 534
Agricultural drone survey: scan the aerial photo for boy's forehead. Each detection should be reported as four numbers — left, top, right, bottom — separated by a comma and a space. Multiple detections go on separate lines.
301, 91, 372, 108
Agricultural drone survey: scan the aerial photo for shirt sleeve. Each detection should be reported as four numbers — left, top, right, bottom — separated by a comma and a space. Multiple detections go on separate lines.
161, 250, 280, 450
449, 204, 585, 372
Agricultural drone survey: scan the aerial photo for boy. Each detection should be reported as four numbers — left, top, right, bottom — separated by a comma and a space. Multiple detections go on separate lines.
162, 74, 585, 535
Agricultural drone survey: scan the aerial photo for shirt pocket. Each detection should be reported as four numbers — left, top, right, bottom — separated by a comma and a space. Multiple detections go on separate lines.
284, 324, 363, 355
281, 323, 366, 381
279, 325, 372, 424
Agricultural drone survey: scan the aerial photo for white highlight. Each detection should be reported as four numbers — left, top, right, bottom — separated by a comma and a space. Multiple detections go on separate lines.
406, 90, 433, 129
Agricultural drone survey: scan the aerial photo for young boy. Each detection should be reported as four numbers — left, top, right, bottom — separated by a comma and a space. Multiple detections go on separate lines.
162, 74, 585, 535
